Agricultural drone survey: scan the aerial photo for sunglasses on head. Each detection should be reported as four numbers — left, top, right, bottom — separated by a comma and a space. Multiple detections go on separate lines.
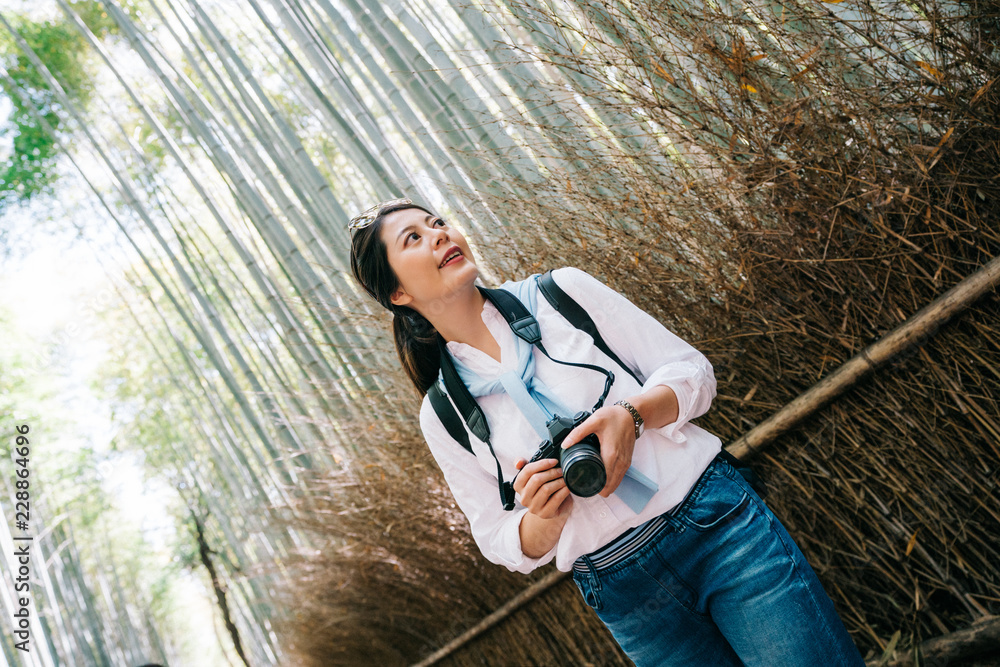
347, 197, 414, 232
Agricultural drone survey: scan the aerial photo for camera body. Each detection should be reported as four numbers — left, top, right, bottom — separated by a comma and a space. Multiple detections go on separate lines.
525, 411, 607, 498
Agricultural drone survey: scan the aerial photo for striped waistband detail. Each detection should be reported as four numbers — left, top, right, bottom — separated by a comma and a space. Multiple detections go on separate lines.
572, 509, 675, 574
572, 453, 724, 575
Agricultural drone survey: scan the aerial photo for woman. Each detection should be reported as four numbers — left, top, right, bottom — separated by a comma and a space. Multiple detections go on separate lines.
349, 198, 867, 667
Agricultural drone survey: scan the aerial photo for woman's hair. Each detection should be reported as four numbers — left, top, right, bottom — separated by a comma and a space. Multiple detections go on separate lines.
349, 201, 443, 397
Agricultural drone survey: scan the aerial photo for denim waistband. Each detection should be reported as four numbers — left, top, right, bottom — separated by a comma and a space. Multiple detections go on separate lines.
572, 453, 721, 575
572, 512, 673, 574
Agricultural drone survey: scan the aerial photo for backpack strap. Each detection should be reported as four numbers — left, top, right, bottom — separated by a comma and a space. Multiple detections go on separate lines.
428, 275, 617, 511
537, 269, 643, 385
427, 382, 472, 454
428, 268, 637, 456
427, 270, 769, 504
434, 335, 516, 509
427, 286, 534, 455
437, 334, 491, 444
479, 287, 541, 345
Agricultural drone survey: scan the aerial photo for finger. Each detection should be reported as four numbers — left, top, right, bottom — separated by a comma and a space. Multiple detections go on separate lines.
515, 458, 527, 470
601, 441, 635, 497
513, 459, 562, 498
514, 463, 563, 496
523, 458, 560, 475
561, 429, 579, 449
537, 485, 572, 518
521, 467, 566, 499
527, 481, 559, 515
600, 443, 619, 483
534, 482, 571, 517
601, 465, 626, 497
555, 488, 574, 516
561, 415, 601, 449
514, 458, 559, 493
612, 454, 629, 488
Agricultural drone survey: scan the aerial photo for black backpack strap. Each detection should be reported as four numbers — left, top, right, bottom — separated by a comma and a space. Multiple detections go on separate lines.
437, 335, 491, 443
481, 284, 617, 414
434, 336, 516, 510
427, 381, 472, 454
477, 285, 541, 345
537, 269, 643, 385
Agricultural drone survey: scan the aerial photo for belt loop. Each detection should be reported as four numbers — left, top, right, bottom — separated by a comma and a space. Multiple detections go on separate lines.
580, 554, 602, 591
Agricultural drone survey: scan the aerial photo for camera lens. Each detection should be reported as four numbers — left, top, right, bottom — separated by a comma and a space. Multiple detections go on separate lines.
560, 436, 606, 497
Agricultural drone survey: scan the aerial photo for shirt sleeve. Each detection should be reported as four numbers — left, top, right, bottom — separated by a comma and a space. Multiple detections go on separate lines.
549, 266, 717, 443
419, 395, 558, 573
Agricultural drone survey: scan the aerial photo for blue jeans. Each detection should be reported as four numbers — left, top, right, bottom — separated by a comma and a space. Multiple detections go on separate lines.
572, 453, 867, 666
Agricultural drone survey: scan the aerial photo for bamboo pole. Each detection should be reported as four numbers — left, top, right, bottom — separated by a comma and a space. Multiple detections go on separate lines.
411, 569, 569, 667
729, 252, 1000, 459
409, 254, 1000, 666
872, 615, 1000, 667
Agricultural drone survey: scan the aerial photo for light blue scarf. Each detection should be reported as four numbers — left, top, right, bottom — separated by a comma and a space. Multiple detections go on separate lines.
442, 274, 657, 514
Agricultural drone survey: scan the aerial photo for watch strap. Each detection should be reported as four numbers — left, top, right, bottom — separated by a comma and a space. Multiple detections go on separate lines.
614, 399, 644, 439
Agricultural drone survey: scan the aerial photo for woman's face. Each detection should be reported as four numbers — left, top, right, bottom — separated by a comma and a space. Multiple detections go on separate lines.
381, 207, 478, 314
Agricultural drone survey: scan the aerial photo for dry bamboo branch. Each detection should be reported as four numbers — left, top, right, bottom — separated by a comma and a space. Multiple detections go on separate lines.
729, 253, 1000, 460
411, 570, 570, 667
871, 615, 1000, 667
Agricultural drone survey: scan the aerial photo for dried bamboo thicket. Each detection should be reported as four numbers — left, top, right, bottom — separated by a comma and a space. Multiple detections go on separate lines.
273, 0, 999, 664
271, 370, 578, 666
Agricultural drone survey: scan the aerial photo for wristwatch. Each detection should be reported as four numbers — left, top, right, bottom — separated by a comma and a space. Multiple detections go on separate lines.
614, 400, 644, 439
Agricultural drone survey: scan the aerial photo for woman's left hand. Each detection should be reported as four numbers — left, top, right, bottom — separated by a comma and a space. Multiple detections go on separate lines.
560, 405, 637, 498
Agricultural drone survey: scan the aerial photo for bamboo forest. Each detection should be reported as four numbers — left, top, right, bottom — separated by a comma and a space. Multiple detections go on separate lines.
0, 0, 997, 664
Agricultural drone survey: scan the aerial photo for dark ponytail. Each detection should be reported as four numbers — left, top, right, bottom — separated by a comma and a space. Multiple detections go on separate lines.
349, 201, 443, 397
390, 306, 442, 396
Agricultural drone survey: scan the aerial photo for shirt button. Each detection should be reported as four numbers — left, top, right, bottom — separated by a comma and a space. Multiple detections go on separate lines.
599, 511, 608, 519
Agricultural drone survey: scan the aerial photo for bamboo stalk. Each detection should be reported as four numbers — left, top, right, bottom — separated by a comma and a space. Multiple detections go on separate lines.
411, 569, 570, 667
872, 615, 1000, 667
729, 252, 1000, 460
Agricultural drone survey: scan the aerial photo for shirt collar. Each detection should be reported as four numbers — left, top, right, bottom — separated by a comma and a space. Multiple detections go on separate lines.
444, 298, 507, 370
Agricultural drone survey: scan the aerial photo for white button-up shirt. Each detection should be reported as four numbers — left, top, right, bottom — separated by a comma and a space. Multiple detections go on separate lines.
419, 266, 722, 573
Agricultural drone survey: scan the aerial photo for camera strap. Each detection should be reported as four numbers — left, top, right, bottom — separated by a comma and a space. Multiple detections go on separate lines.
426, 270, 769, 507
430, 274, 618, 510
481, 285, 617, 416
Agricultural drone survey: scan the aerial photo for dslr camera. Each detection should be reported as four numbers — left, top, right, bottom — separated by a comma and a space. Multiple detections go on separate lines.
518, 411, 607, 498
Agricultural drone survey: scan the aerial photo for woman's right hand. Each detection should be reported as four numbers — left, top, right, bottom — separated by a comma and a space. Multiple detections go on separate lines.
513, 458, 573, 520
514, 458, 574, 558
